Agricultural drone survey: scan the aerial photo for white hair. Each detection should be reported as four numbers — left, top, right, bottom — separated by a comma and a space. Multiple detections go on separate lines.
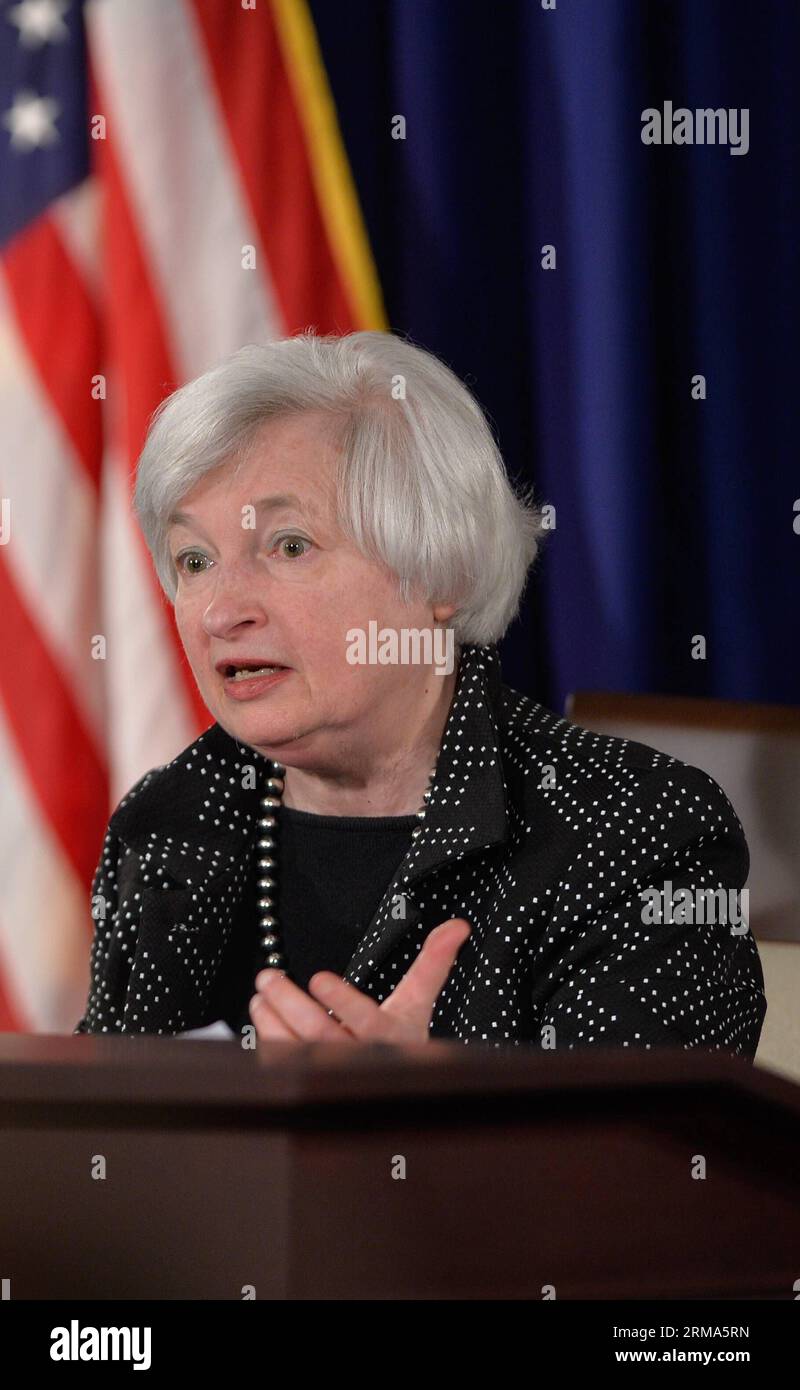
133, 330, 547, 645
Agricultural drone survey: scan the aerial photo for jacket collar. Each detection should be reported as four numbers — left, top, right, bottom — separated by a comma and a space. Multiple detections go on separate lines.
110, 641, 509, 893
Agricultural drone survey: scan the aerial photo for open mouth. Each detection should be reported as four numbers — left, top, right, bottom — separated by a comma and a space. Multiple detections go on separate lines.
222, 663, 289, 682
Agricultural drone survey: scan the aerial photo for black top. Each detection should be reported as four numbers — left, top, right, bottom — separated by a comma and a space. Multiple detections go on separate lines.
214, 804, 418, 1034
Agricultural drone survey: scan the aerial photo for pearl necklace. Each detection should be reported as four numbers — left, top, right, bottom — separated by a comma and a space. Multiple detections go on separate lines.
256, 759, 437, 969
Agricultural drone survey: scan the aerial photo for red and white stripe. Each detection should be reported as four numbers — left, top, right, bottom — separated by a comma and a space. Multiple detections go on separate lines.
1, 0, 371, 1032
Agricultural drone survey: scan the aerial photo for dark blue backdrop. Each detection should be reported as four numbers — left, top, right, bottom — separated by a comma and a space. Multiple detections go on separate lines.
309, 0, 799, 712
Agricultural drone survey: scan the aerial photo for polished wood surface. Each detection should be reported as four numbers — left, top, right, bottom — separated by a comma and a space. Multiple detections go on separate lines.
567, 690, 800, 734
1, 1035, 798, 1299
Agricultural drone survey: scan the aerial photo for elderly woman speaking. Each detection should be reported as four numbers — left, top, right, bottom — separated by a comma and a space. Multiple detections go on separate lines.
75, 331, 766, 1055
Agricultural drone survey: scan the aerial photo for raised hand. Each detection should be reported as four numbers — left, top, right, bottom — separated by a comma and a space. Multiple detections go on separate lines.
249, 918, 471, 1044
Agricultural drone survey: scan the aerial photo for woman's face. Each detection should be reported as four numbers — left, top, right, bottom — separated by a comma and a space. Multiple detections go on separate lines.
167, 411, 455, 770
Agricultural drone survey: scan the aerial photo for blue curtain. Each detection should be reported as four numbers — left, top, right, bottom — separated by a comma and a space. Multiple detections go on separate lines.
310, 0, 799, 712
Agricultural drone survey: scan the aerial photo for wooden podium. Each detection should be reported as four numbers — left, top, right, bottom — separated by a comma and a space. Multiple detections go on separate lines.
0, 1035, 798, 1299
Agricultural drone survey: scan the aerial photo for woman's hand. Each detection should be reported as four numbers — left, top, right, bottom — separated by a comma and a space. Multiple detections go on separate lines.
248, 917, 471, 1044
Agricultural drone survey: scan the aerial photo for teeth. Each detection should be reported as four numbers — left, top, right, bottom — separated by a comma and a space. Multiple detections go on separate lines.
230, 665, 281, 680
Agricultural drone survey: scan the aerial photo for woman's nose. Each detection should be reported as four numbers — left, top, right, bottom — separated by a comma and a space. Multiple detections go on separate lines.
200, 570, 267, 637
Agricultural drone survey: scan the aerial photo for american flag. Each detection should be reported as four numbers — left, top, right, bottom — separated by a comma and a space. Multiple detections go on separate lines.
0, 0, 385, 1032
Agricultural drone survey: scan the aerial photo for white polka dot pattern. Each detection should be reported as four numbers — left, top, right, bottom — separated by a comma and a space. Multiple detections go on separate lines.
73, 644, 767, 1056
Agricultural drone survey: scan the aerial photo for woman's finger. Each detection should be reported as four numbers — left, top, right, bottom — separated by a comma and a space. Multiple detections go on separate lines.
249, 992, 297, 1039
307, 971, 383, 1037
384, 919, 471, 1023
254, 970, 348, 1040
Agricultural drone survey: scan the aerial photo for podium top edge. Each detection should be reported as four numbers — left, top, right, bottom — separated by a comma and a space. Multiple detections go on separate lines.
0, 1035, 797, 1119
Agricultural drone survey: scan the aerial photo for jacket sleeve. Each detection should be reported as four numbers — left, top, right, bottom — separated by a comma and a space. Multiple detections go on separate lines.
73, 769, 158, 1035
529, 762, 768, 1059
73, 821, 129, 1034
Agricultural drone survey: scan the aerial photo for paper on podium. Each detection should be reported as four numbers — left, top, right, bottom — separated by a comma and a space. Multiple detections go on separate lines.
177, 1020, 237, 1041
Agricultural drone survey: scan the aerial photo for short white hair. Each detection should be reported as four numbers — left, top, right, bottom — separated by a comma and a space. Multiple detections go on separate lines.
133, 330, 547, 645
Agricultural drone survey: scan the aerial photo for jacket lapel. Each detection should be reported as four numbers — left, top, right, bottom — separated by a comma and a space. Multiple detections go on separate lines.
341, 643, 509, 991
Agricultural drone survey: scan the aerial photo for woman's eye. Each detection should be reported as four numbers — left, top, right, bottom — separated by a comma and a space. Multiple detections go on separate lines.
175, 550, 210, 576
273, 535, 311, 559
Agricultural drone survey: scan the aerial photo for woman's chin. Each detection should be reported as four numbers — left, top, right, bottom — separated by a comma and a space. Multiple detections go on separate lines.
216, 706, 310, 761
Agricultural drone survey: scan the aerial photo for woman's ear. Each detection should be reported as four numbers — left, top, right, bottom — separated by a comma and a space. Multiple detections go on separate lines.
432, 601, 457, 622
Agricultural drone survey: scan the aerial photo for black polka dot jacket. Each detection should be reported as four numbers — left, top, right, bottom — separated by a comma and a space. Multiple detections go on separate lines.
74, 643, 767, 1056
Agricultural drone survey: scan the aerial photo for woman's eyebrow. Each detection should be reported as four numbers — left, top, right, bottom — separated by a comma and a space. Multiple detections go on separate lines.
167, 493, 314, 528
